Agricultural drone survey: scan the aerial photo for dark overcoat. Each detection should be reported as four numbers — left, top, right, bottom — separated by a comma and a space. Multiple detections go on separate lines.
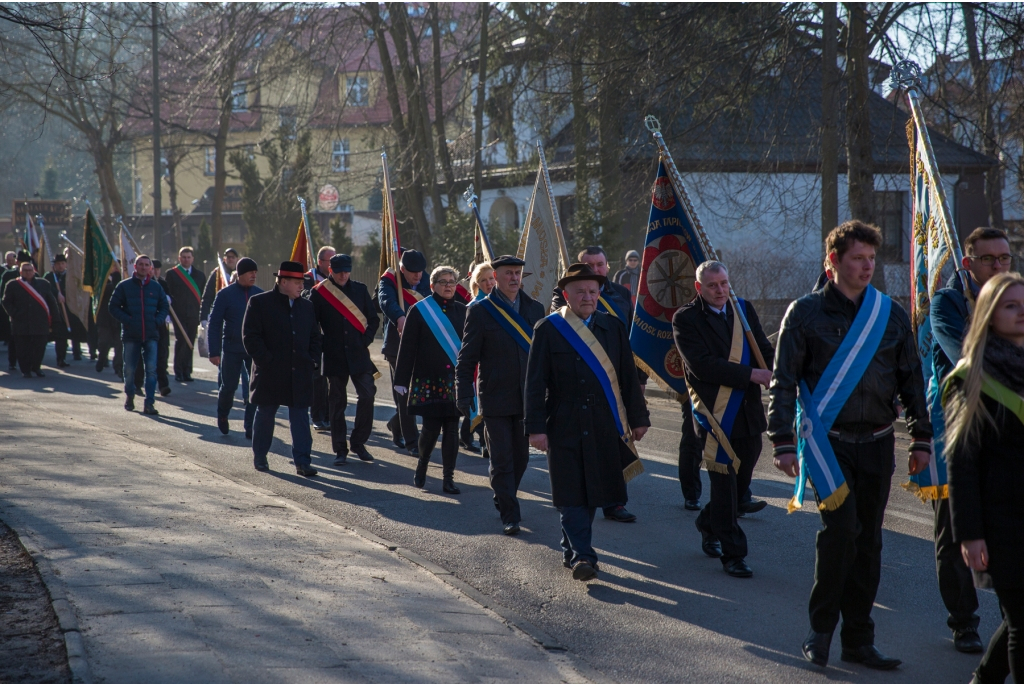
525, 311, 651, 508
948, 386, 1024, 591
378, 271, 431, 358
456, 290, 545, 417
164, 265, 207, 326
310, 277, 380, 378
394, 293, 466, 419
672, 296, 774, 439
2, 276, 57, 336
242, 287, 322, 407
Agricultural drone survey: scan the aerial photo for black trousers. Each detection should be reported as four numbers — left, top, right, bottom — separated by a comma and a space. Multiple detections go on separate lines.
7, 334, 17, 368
808, 434, 894, 648
416, 416, 459, 480
696, 434, 761, 563
932, 497, 980, 632
679, 401, 702, 501
173, 316, 197, 378
976, 592, 1017, 683
311, 374, 330, 424
97, 330, 122, 376
13, 334, 46, 373
156, 323, 170, 388
328, 371, 377, 454
483, 415, 530, 524
52, 324, 68, 364
460, 414, 484, 445
386, 355, 419, 445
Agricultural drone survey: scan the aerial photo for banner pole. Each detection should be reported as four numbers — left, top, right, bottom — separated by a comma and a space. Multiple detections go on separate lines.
537, 143, 570, 271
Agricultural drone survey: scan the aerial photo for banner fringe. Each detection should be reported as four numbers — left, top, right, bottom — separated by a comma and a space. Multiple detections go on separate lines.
633, 355, 687, 403
623, 457, 645, 483
787, 495, 803, 514
901, 480, 948, 502
818, 481, 851, 512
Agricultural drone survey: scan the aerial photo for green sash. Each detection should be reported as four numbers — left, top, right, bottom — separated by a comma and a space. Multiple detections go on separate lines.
945, 362, 1024, 426
171, 265, 202, 304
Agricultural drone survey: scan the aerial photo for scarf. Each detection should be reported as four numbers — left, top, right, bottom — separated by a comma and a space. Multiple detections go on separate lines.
983, 335, 1024, 394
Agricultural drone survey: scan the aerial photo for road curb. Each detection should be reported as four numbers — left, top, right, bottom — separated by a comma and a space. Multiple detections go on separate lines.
3, 520, 93, 684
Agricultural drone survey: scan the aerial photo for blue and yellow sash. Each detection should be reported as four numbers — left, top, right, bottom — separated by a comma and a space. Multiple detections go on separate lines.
791, 285, 891, 512
481, 291, 533, 354
598, 293, 627, 322
547, 307, 643, 481
416, 297, 478, 427
689, 300, 750, 474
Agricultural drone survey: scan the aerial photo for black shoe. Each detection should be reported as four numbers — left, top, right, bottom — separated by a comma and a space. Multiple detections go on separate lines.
696, 519, 722, 558
312, 421, 328, 431
840, 645, 901, 670
738, 499, 768, 517
9, 365, 17, 372
34, 370, 44, 377
125, 396, 135, 412
217, 416, 229, 435
22, 372, 32, 378
442, 479, 461, 495
143, 404, 159, 416
254, 463, 269, 472
96, 361, 105, 373
503, 522, 520, 536
571, 560, 598, 581
73, 355, 82, 361
174, 373, 183, 382
245, 429, 253, 440
387, 416, 406, 448
57, 360, 69, 368
333, 453, 348, 466
407, 446, 420, 458
723, 558, 753, 578
459, 439, 481, 454
352, 445, 374, 462
183, 374, 194, 382
413, 473, 426, 489
296, 465, 318, 478
684, 499, 701, 511
160, 386, 171, 397
802, 630, 832, 667
604, 506, 636, 522
953, 629, 984, 654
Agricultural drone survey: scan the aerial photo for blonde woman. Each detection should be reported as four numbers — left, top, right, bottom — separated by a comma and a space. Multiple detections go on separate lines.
470, 262, 496, 301
945, 272, 1024, 682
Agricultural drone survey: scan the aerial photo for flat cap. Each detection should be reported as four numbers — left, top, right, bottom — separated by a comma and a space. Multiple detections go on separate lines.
490, 254, 525, 268
399, 249, 426, 273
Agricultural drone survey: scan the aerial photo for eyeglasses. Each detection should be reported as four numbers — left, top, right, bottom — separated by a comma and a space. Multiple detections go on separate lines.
967, 254, 1012, 266
435, 280, 458, 287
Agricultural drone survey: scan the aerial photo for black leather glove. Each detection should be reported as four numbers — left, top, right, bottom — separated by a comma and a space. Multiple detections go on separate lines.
457, 399, 473, 417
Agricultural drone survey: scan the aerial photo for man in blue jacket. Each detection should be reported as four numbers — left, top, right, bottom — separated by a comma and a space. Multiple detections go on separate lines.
377, 249, 431, 455
209, 258, 263, 439
108, 255, 169, 415
929, 226, 1013, 657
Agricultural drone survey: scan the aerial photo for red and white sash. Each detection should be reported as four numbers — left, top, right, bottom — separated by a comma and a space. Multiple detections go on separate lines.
15, 279, 50, 324
314, 279, 368, 333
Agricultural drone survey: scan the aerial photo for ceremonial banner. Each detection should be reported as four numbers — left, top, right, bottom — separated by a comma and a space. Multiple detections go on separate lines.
289, 214, 312, 272
64, 248, 90, 324
517, 149, 568, 311
377, 150, 406, 310
120, 228, 138, 279
629, 161, 710, 400
82, 209, 116, 321
905, 136, 957, 502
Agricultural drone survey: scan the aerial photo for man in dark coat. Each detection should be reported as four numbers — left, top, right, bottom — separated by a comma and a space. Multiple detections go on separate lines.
526, 263, 651, 581
243, 261, 322, 477
164, 246, 206, 382
378, 249, 431, 454
304, 246, 335, 431
394, 266, 467, 494
1, 251, 34, 371
108, 254, 169, 414
2, 260, 58, 377
550, 245, 646, 523
456, 255, 545, 535
209, 258, 263, 438
200, 247, 239, 321
151, 260, 172, 395
673, 260, 775, 578
43, 253, 75, 368
95, 265, 123, 377
310, 253, 380, 464
0, 252, 16, 351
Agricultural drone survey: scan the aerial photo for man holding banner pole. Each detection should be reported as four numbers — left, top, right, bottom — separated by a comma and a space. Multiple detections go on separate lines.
526, 263, 650, 582
768, 221, 932, 670
165, 246, 206, 382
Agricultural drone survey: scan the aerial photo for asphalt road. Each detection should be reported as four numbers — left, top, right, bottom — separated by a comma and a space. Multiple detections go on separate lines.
1, 344, 1001, 683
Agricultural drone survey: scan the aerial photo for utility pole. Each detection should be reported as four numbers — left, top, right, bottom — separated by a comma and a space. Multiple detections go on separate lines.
151, 3, 162, 259
821, 2, 839, 248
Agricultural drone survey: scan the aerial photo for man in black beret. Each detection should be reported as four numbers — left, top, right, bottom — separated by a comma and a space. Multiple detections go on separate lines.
456, 255, 545, 535
377, 248, 431, 455
310, 253, 380, 464
243, 261, 322, 476
525, 263, 650, 580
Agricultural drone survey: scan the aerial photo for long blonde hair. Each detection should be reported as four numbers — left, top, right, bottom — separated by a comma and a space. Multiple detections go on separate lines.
944, 272, 1024, 457
470, 262, 493, 297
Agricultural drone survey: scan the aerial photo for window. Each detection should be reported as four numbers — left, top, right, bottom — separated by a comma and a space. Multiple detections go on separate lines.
231, 81, 247, 112
339, 203, 354, 214
204, 147, 216, 176
875, 191, 907, 262
331, 139, 350, 172
345, 76, 369, 107
278, 107, 296, 139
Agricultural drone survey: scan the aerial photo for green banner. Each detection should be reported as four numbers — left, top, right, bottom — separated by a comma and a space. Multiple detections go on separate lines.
82, 208, 114, 321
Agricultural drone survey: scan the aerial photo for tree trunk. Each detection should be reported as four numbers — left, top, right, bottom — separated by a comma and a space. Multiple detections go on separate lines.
211, 84, 232, 254
571, 56, 588, 230
167, 154, 183, 249
597, 81, 624, 260
473, 3, 490, 199
821, 2, 839, 246
430, 3, 458, 213
962, 3, 1004, 227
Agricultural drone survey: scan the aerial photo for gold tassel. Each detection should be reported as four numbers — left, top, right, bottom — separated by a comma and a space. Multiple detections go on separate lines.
817, 481, 850, 512
632, 355, 687, 403
901, 480, 948, 503
787, 495, 802, 514
622, 458, 645, 483
703, 458, 730, 474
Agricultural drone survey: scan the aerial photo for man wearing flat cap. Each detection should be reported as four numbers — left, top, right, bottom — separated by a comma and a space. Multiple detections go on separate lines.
243, 260, 322, 477
209, 257, 263, 438
310, 253, 380, 465
457, 255, 545, 535
44, 252, 74, 368
525, 263, 651, 581
378, 248, 431, 455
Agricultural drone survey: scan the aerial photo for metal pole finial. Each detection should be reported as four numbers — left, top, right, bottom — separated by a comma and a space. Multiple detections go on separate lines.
462, 184, 477, 209
644, 115, 661, 134
889, 60, 922, 91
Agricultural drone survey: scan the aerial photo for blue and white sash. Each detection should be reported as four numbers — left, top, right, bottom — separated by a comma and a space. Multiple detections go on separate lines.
416, 297, 478, 425
791, 285, 892, 512
481, 291, 533, 354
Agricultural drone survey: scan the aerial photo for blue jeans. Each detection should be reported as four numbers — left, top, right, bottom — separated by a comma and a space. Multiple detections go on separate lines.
217, 352, 255, 431
123, 339, 157, 404
559, 506, 598, 566
252, 405, 312, 469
